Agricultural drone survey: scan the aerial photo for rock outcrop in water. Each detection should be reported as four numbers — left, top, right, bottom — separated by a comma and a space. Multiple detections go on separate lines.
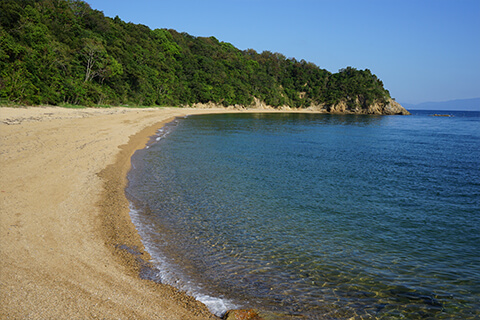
328, 99, 410, 115
223, 309, 263, 320
304, 98, 410, 115
379, 99, 411, 115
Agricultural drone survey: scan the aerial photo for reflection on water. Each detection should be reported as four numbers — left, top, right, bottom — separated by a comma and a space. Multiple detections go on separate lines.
127, 112, 480, 319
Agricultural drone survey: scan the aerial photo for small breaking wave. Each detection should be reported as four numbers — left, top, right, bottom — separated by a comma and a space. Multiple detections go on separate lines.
128, 203, 238, 317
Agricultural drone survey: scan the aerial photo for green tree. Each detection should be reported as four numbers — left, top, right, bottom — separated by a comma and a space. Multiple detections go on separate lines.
0, 0, 393, 110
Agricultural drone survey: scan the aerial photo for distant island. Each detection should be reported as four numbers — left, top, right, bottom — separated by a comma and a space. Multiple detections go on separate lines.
0, 0, 409, 115
401, 98, 480, 112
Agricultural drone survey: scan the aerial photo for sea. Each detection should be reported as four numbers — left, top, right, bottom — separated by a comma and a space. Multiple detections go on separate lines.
126, 110, 480, 319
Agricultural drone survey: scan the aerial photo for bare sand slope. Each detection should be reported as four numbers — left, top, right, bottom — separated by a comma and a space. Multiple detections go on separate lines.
0, 106, 246, 319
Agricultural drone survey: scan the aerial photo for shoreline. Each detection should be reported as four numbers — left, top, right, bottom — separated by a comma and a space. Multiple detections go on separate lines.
1, 106, 313, 319
97, 115, 224, 318
0, 106, 223, 319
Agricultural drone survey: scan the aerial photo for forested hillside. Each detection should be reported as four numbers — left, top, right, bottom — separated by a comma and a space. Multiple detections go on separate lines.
1, 0, 407, 114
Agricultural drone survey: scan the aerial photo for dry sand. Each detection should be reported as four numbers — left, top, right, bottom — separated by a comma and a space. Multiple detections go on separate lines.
1, 106, 297, 319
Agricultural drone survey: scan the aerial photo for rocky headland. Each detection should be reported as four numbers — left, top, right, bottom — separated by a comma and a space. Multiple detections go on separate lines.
192, 98, 410, 115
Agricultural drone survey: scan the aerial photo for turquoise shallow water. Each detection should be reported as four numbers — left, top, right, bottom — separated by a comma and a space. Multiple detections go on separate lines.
127, 111, 480, 319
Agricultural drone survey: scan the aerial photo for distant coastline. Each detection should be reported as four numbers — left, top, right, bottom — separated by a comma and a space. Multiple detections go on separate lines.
401, 98, 480, 111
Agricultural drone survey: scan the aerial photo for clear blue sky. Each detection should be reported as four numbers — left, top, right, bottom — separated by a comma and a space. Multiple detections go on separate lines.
86, 0, 479, 104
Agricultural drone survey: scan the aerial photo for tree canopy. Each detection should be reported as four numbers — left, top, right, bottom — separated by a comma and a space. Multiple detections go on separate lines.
1, 0, 392, 110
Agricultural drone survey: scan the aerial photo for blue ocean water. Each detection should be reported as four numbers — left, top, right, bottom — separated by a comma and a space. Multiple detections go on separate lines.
126, 110, 480, 319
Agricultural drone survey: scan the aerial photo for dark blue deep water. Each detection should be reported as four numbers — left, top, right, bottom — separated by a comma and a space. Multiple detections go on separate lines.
127, 110, 480, 319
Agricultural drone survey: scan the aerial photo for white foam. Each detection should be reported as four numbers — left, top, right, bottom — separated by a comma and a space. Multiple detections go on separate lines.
126, 117, 239, 317
194, 293, 237, 317
128, 203, 238, 317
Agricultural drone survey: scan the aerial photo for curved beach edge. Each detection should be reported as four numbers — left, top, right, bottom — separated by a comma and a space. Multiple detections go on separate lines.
1, 106, 316, 319
0, 106, 224, 319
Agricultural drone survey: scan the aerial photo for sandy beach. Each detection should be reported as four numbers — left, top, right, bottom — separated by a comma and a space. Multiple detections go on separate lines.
0, 106, 290, 319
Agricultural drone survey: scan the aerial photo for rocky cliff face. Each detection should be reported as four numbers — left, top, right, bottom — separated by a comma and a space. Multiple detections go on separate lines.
327, 99, 410, 115
190, 98, 410, 115
375, 99, 411, 115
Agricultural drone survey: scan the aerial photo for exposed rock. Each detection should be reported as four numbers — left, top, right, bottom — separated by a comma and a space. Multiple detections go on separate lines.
305, 103, 327, 112
187, 98, 410, 115
251, 97, 272, 109
382, 99, 411, 115
190, 101, 221, 109
328, 98, 410, 115
431, 114, 452, 117
327, 100, 348, 113
223, 309, 263, 320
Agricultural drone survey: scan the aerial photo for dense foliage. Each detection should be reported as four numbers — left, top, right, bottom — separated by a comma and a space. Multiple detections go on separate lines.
1, 0, 392, 109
